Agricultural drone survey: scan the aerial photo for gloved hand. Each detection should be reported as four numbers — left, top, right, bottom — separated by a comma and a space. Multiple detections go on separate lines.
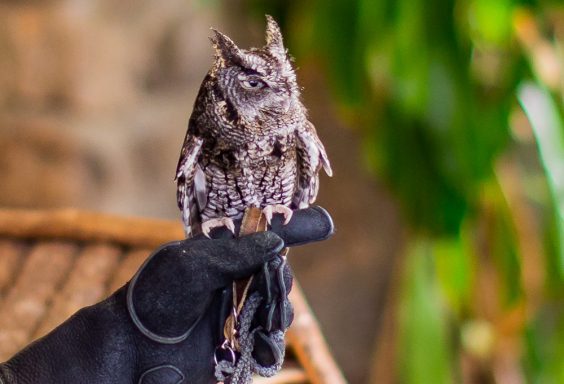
0, 206, 333, 384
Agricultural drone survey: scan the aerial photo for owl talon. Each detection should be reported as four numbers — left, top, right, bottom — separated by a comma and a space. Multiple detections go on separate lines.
202, 217, 236, 238
263, 205, 293, 226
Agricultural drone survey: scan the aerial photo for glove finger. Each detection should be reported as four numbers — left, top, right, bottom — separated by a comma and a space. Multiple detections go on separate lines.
201, 206, 334, 247
268, 206, 334, 247
205, 232, 284, 282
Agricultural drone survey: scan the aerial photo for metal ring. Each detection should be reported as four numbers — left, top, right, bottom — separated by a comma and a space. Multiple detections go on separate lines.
214, 340, 237, 366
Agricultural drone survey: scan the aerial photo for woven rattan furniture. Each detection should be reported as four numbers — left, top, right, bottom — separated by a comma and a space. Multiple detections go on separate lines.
0, 209, 345, 384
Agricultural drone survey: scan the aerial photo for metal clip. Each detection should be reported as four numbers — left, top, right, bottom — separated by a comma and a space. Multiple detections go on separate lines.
214, 339, 237, 366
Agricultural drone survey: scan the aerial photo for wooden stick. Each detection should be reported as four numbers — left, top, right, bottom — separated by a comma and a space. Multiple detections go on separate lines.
0, 208, 183, 248
253, 366, 308, 383
224, 207, 268, 349
287, 281, 348, 384
236, 207, 268, 302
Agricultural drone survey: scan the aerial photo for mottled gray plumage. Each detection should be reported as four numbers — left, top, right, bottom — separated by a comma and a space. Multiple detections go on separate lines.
176, 16, 332, 237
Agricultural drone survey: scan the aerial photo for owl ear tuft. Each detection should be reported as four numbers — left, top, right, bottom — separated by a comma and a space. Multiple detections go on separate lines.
210, 29, 244, 65
265, 15, 286, 61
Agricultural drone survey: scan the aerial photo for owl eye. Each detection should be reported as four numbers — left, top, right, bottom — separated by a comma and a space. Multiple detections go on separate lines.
241, 78, 266, 89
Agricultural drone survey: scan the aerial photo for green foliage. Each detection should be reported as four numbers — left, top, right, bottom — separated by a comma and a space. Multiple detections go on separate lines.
525, 304, 564, 383
244, 0, 563, 381
399, 239, 454, 384
434, 235, 473, 315
518, 83, 564, 276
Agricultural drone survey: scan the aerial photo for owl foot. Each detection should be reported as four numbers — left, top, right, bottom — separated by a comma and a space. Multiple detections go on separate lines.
263, 205, 293, 226
201, 217, 236, 238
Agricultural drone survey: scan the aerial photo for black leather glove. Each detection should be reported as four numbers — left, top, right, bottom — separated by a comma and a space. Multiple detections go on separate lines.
0, 206, 333, 384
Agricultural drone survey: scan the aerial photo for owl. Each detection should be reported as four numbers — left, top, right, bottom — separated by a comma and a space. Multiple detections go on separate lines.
175, 15, 332, 237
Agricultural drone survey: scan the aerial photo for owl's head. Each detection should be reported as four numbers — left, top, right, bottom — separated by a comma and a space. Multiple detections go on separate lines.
210, 16, 302, 125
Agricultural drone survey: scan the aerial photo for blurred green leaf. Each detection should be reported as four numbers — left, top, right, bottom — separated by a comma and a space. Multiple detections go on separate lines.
434, 236, 473, 314
525, 304, 564, 383
399, 238, 454, 384
368, 109, 469, 235
468, 0, 515, 46
309, 0, 368, 107
485, 179, 524, 305
518, 82, 564, 277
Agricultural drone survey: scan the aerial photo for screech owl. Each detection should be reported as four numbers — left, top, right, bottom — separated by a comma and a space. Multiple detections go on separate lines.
175, 15, 332, 237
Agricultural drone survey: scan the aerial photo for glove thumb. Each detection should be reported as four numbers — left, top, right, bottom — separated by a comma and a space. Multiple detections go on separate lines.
206, 232, 284, 284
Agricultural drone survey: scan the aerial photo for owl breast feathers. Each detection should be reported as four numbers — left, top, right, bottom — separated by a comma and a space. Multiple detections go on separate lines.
175, 15, 332, 237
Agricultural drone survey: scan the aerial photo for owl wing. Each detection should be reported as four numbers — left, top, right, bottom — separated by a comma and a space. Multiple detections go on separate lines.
175, 124, 204, 237
293, 121, 332, 209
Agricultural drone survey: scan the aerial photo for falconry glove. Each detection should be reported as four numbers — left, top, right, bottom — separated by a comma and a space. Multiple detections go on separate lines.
0, 206, 333, 384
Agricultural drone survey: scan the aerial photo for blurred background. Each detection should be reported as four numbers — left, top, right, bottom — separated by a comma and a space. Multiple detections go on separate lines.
0, 0, 563, 383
